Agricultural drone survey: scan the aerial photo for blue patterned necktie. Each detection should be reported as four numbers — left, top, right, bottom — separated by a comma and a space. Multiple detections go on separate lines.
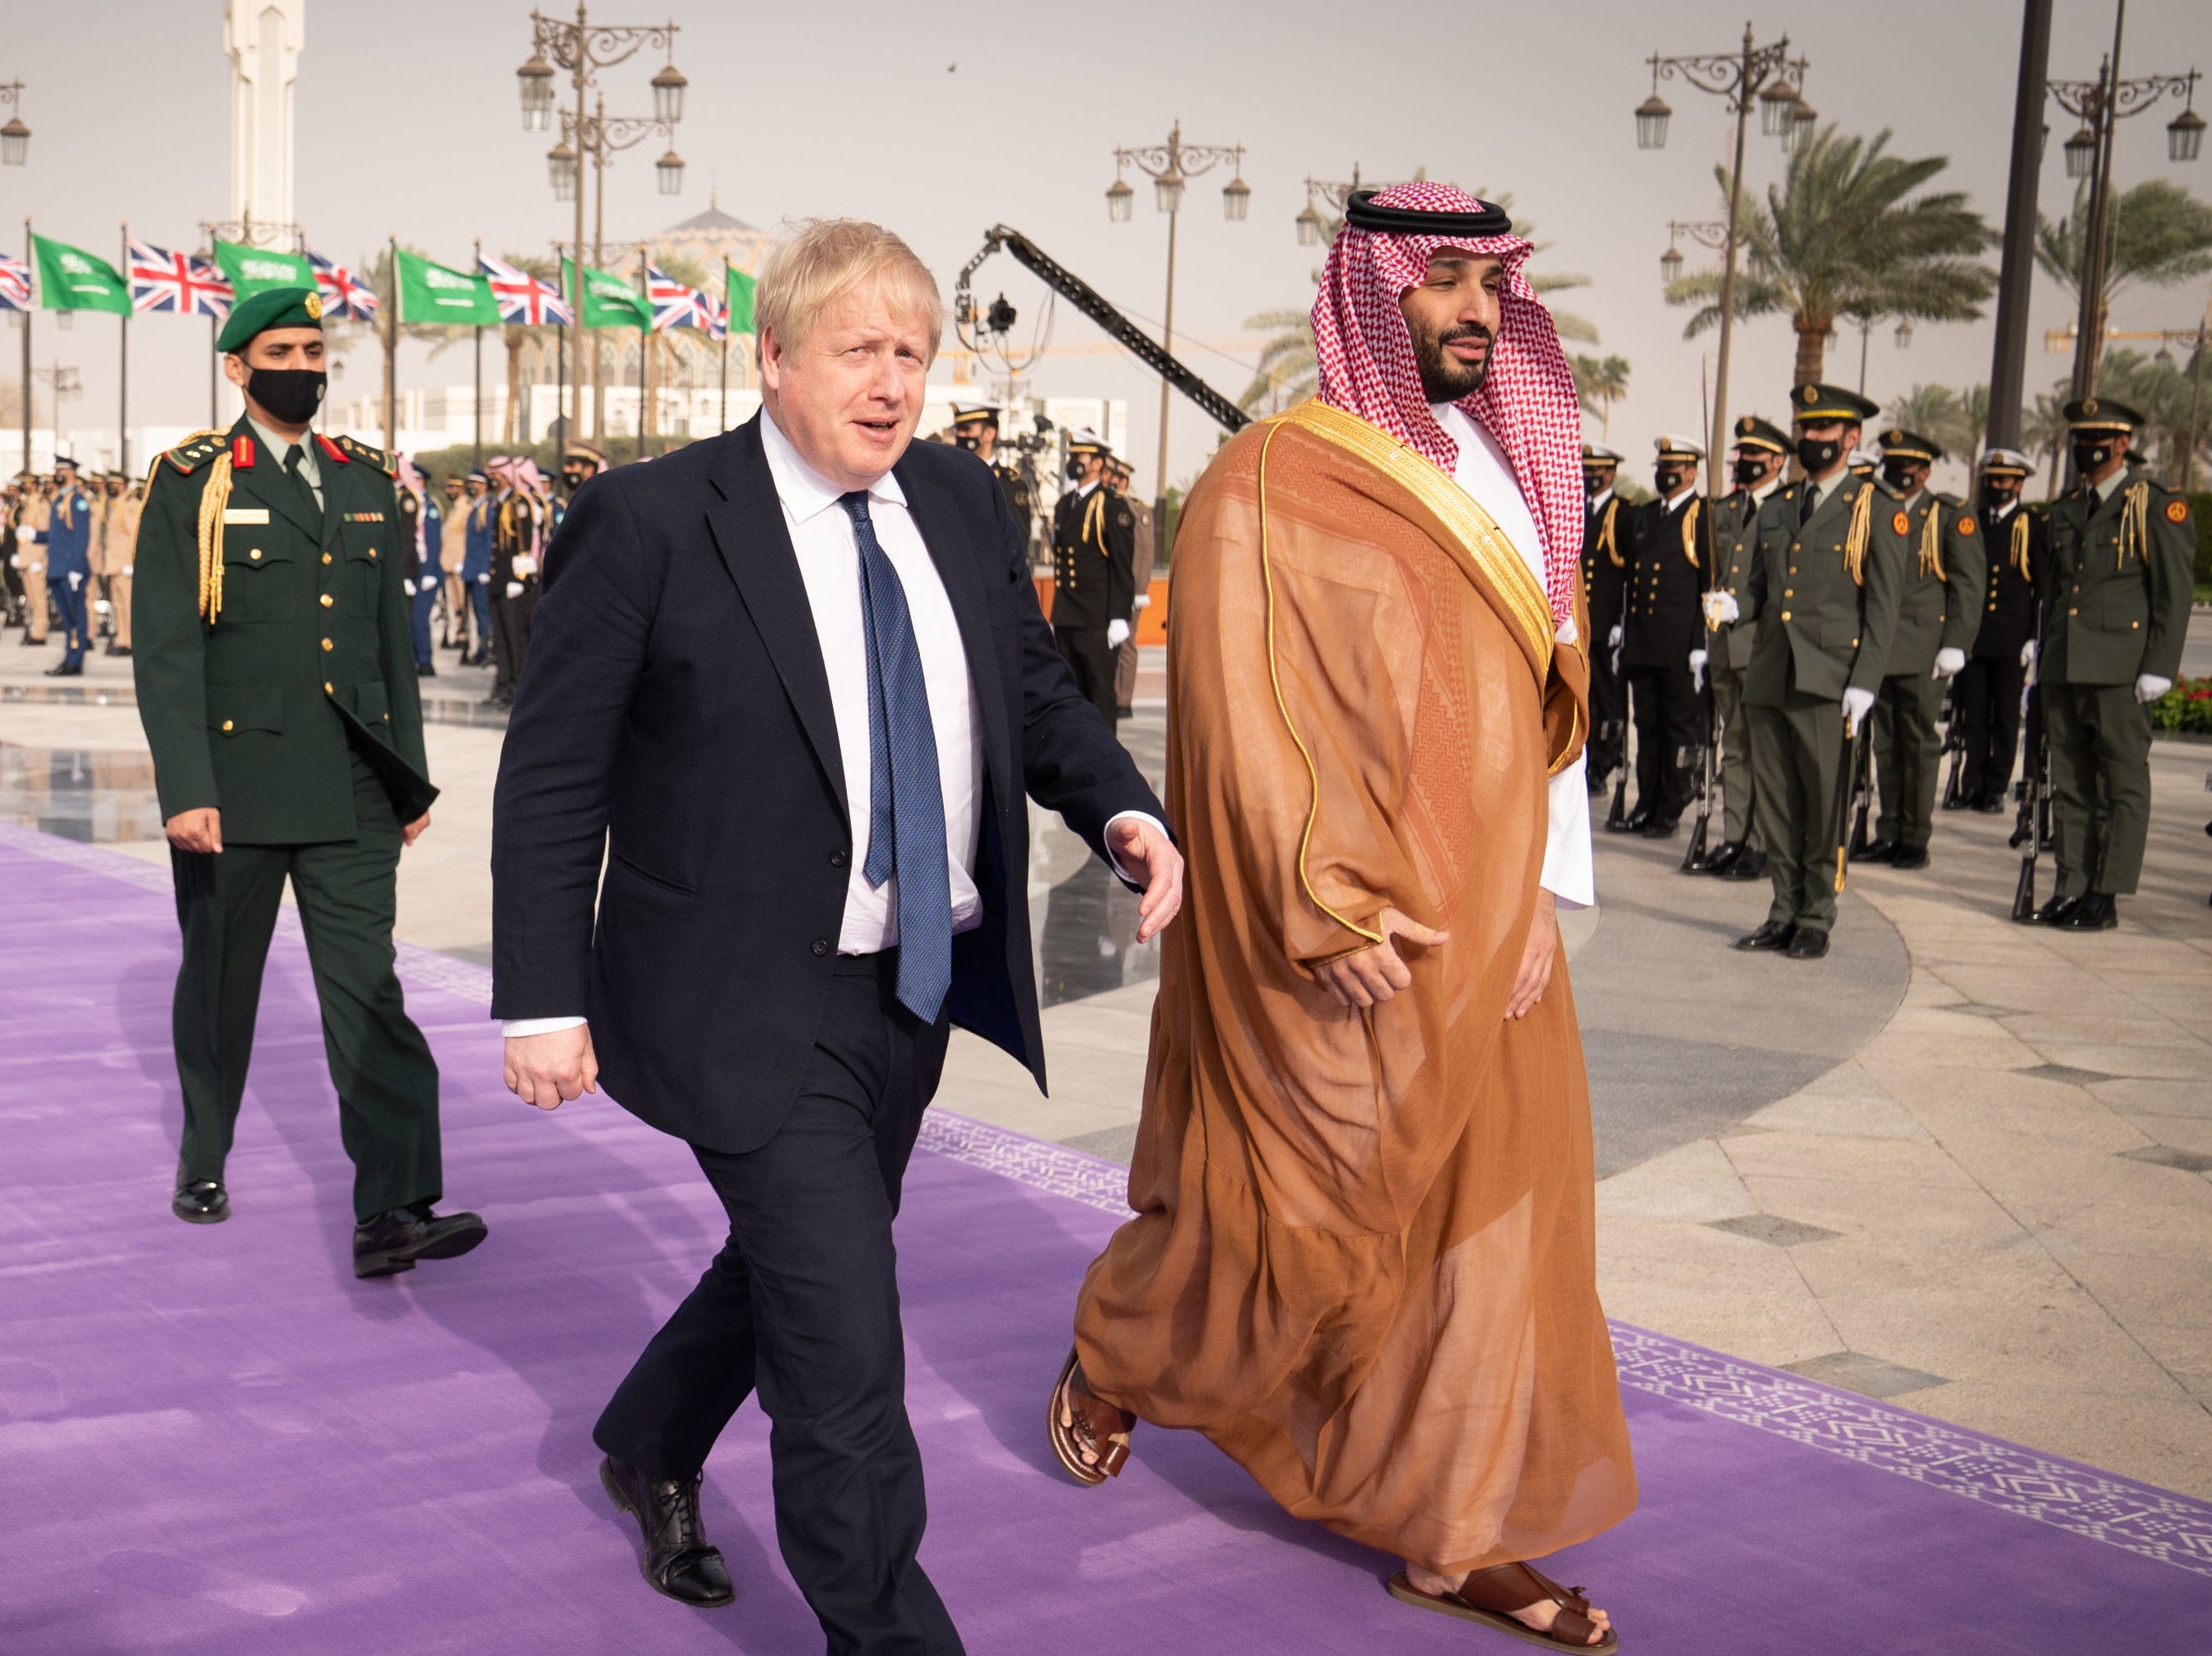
840, 491, 952, 1022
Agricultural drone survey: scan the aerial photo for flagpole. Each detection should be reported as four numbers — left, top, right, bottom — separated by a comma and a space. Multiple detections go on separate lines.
118, 221, 129, 475
383, 235, 397, 453
636, 249, 649, 459
555, 263, 567, 454
718, 322, 727, 434
21, 217, 31, 475
472, 237, 484, 469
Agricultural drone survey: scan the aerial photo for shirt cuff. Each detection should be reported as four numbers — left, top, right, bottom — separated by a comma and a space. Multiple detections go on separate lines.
500, 1015, 588, 1038
1540, 753, 1594, 911
1103, 810, 1169, 889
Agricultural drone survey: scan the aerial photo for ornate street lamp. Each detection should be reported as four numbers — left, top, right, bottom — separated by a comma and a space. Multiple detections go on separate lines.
0, 81, 26, 166
1785, 92, 1818, 154
547, 140, 578, 200
1222, 173, 1252, 222
2171, 100, 2205, 164
1153, 167, 1185, 216
1634, 91, 1672, 151
1105, 175, 1133, 223
2064, 121, 2099, 179
517, 52, 556, 129
651, 61, 687, 123
655, 147, 685, 196
1894, 318, 1914, 350
1658, 242, 1684, 285
1660, 219, 1726, 291
1758, 77, 1796, 137
1295, 202, 1324, 246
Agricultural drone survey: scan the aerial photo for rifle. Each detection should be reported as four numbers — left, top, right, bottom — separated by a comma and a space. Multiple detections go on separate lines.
1680, 700, 1722, 873
1603, 719, 1629, 831
2009, 700, 2047, 922
1939, 684, 1967, 810
1846, 714, 1875, 861
1833, 714, 1865, 895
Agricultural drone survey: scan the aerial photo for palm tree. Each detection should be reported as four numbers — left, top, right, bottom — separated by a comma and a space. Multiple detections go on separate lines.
1572, 355, 1632, 440
1238, 308, 1317, 414
2026, 390, 2072, 498
1882, 383, 1982, 463
493, 251, 565, 445
1666, 125, 1996, 388
2036, 180, 2212, 381
2089, 347, 2210, 481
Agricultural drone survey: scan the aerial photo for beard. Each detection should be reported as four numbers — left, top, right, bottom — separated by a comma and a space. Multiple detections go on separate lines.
1408, 316, 1493, 404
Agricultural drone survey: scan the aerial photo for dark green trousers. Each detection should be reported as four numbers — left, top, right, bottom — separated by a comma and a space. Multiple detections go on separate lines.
1872, 670, 1945, 851
1711, 662, 1756, 846
170, 752, 441, 1221
2043, 681, 2154, 897
1748, 689, 1852, 934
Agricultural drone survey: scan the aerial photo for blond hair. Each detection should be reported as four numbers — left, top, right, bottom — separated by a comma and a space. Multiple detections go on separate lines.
754, 218, 943, 368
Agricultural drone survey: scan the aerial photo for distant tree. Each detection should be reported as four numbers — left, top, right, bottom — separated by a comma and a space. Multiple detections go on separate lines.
1666, 125, 1996, 388
1883, 383, 1982, 463
1238, 308, 1316, 414
1572, 354, 1633, 440
2037, 179, 2212, 379
495, 251, 565, 445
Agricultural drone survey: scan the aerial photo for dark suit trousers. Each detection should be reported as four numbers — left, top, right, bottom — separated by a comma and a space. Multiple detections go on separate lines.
169, 752, 442, 1221
1624, 660, 1701, 821
1053, 624, 1118, 730
1587, 644, 1627, 785
593, 953, 964, 1656
1954, 656, 2026, 806
490, 582, 536, 696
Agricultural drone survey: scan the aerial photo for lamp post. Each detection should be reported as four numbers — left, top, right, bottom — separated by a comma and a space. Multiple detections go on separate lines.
0, 81, 29, 167
1293, 165, 1391, 248
2044, 3, 2200, 402
517, 5, 682, 443
1635, 26, 1809, 500
554, 100, 682, 437
1106, 121, 1248, 526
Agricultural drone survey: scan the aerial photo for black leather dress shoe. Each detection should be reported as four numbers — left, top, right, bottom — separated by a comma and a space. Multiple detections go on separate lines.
172, 1179, 229, 1224
600, 1455, 736, 1607
2031, 893, 2080, 927
352, 1203, 488, 1278
43, 660, 83, 677
1786, 928, 1831, 959
1735, 919, 1796, 951
1638, 815, 1680, 840
1607, 806, 1652, 835
1703, 840, 1745, 875
1889, 845, 1931, 870
2060, 891, 2117, 930
1852, 838, 1898, 864
1722, 848, 1768, 881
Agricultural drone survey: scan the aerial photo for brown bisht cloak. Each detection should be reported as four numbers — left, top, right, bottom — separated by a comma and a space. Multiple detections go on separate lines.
1071, 400, 1637, 1575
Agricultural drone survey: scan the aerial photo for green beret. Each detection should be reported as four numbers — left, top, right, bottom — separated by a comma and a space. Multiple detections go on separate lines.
217, 286, 325, 354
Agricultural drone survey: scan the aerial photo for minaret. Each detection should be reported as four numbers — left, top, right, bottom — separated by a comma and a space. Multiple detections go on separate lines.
224, 0, 305, 246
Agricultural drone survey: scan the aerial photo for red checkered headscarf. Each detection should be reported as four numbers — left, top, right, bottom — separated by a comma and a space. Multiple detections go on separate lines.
1311, 181, 1582, 630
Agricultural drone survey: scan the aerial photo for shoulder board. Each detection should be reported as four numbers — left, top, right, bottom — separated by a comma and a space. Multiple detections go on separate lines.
160, 428, 231, 477
334, 433, 395, 476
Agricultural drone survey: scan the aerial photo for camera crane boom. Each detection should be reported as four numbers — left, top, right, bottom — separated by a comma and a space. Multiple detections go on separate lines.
960, 226, 1252, 436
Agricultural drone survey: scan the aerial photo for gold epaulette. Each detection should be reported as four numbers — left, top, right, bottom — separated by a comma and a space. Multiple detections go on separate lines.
197, 453, 235, 623
1843, 477, 1873, 588
161, 428, 229, 476
335, 433, 395, 477
2117, 478, 2151, 570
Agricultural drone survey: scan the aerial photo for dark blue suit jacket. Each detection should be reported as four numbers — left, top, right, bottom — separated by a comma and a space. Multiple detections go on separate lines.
490, 414, 1164, 1152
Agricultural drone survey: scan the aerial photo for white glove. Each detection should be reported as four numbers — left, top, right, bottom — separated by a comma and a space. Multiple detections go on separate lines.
2019, 640, 2037, 670
1703, 591, 1740, 627
1607, 623, 1624, 649
2135, 673, 2172, 705
402, 579, 418, 597
121, 564, 132, 577
1843, 686, 1875, 736
513, 555, 539, 577
1106, 618, 1132, 649
1689, 648, 1708, 691
67, 571, 83, 591
94, 598, 111, 614
1132, 593, 1152, 611
476, 572, 491, 585
505, 580, 525, 600
1932, 647, 1966, 679
5, 554, 17, 569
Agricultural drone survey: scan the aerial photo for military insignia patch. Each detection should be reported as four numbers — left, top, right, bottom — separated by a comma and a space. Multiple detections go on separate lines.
343, 511, 387, 523
1800, 385, 1818, 406
2082, 397, 2098, 416
1893, 510, 1910, 534
304, 292, 323, 321
2168, 499, 2191, 523
1957, 517, 1974, 536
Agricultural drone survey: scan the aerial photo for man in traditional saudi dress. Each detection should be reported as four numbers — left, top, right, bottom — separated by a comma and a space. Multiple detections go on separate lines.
1053, 183, 1634, 1650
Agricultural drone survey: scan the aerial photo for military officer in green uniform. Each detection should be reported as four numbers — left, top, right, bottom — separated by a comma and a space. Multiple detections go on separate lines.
132, 286, 486, 1277
1708, 384, 1904, 960
1856, 428, 1987, 869
1697, 414, 1790, 880
2024, 398, 2196, 930
1049, 427, 1137, 729
950, 402, 1037, 537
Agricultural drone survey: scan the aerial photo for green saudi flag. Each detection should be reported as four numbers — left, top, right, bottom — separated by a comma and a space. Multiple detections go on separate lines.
396, 249, 500, 326
565, 259, 652, 330
724, 263, 756, 335
30, 233, 129, 314
213, 239, 314, 300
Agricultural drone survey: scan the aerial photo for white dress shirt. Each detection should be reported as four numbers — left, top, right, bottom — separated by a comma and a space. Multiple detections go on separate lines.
503, 415, 1159, 1037
1433, 403, 1594, 909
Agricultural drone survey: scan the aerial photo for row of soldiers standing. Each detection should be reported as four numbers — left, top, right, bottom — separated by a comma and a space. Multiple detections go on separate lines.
3, 458, 145, 672
1581, 383, 2194, 956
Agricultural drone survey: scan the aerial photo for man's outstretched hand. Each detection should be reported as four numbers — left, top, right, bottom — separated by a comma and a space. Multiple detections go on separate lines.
505, 1024, 599, 1111
1315, 907, 1449, 1008
1505, 889, 1559, 1021
1107, 816, 1185, 943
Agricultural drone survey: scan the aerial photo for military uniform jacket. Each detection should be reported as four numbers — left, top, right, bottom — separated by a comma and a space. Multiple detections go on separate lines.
1973, 500, 2046, 663
1050, 481, 1136, 631
132, 418, 435, 845
1708, 486, 1773, 671
462, 495, 495, 579
492, 490, 538, 584
1740, 472, 1907, 705
1877, 487, 1986, 676
1582, 494, 1629, 649
37, 486, 93, 578
2038, 469, 2195, 686
990, 460, 1036, 535
1622, 490, 1709, 668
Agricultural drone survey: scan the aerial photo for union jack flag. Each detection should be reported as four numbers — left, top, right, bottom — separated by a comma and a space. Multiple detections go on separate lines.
127, 238, 234, 318
646, 263, 707, 332
306, 250, 380, 322
478, 253, 574, 327
0, 250, 29, 312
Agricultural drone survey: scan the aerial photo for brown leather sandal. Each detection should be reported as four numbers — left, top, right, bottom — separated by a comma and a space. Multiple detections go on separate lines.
1387, 1563, 1619, 1650
1048, 1346, 1133, 1486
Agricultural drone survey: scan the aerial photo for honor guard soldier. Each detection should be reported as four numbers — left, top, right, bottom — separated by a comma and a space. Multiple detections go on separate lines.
1953, 449, 2045, 812
1581, 444, 1629, 794
950, 402, 1036, 532
1856, 428, 1986, 869
1, 475, 25, 627
394, 458, 439, 676
554, 439, 606, 542
1614, 434, 1709, 837
1049, 427, 1137, 728
1108, 455, 1158, 718
29, 455, 94, 675
104, 471, 142, 657
459, 469, 495, 666
1697, 416, 1790, 879
2024, 398, 2196, 929
1711, 383, 1905, 960
484, 454, 541, 709
132, 285, 485, 1275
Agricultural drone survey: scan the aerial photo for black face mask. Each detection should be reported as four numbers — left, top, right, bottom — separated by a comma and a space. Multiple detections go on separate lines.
1980, 481, 2018, 509
1066, 458, 1086, 481
1582, 472, 1610, 497
1732, 456, 1766, 487
1796, 435, 1843, 475
1880, 460, 1922, 491
2071, 438, 2116, 477
246, 366, 327, 426
1655, 467, 1685, 494
560, 468, 585, 492
954, 432, 980, 451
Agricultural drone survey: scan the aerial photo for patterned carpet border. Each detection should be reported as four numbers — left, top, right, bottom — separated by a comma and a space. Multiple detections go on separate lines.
8, 820, 2210, 1579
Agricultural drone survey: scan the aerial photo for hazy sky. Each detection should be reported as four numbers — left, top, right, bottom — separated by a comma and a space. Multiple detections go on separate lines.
3, 0, 2206, 492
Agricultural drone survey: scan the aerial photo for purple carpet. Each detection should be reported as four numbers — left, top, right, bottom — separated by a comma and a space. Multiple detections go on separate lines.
2, 823, 2208, 1655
